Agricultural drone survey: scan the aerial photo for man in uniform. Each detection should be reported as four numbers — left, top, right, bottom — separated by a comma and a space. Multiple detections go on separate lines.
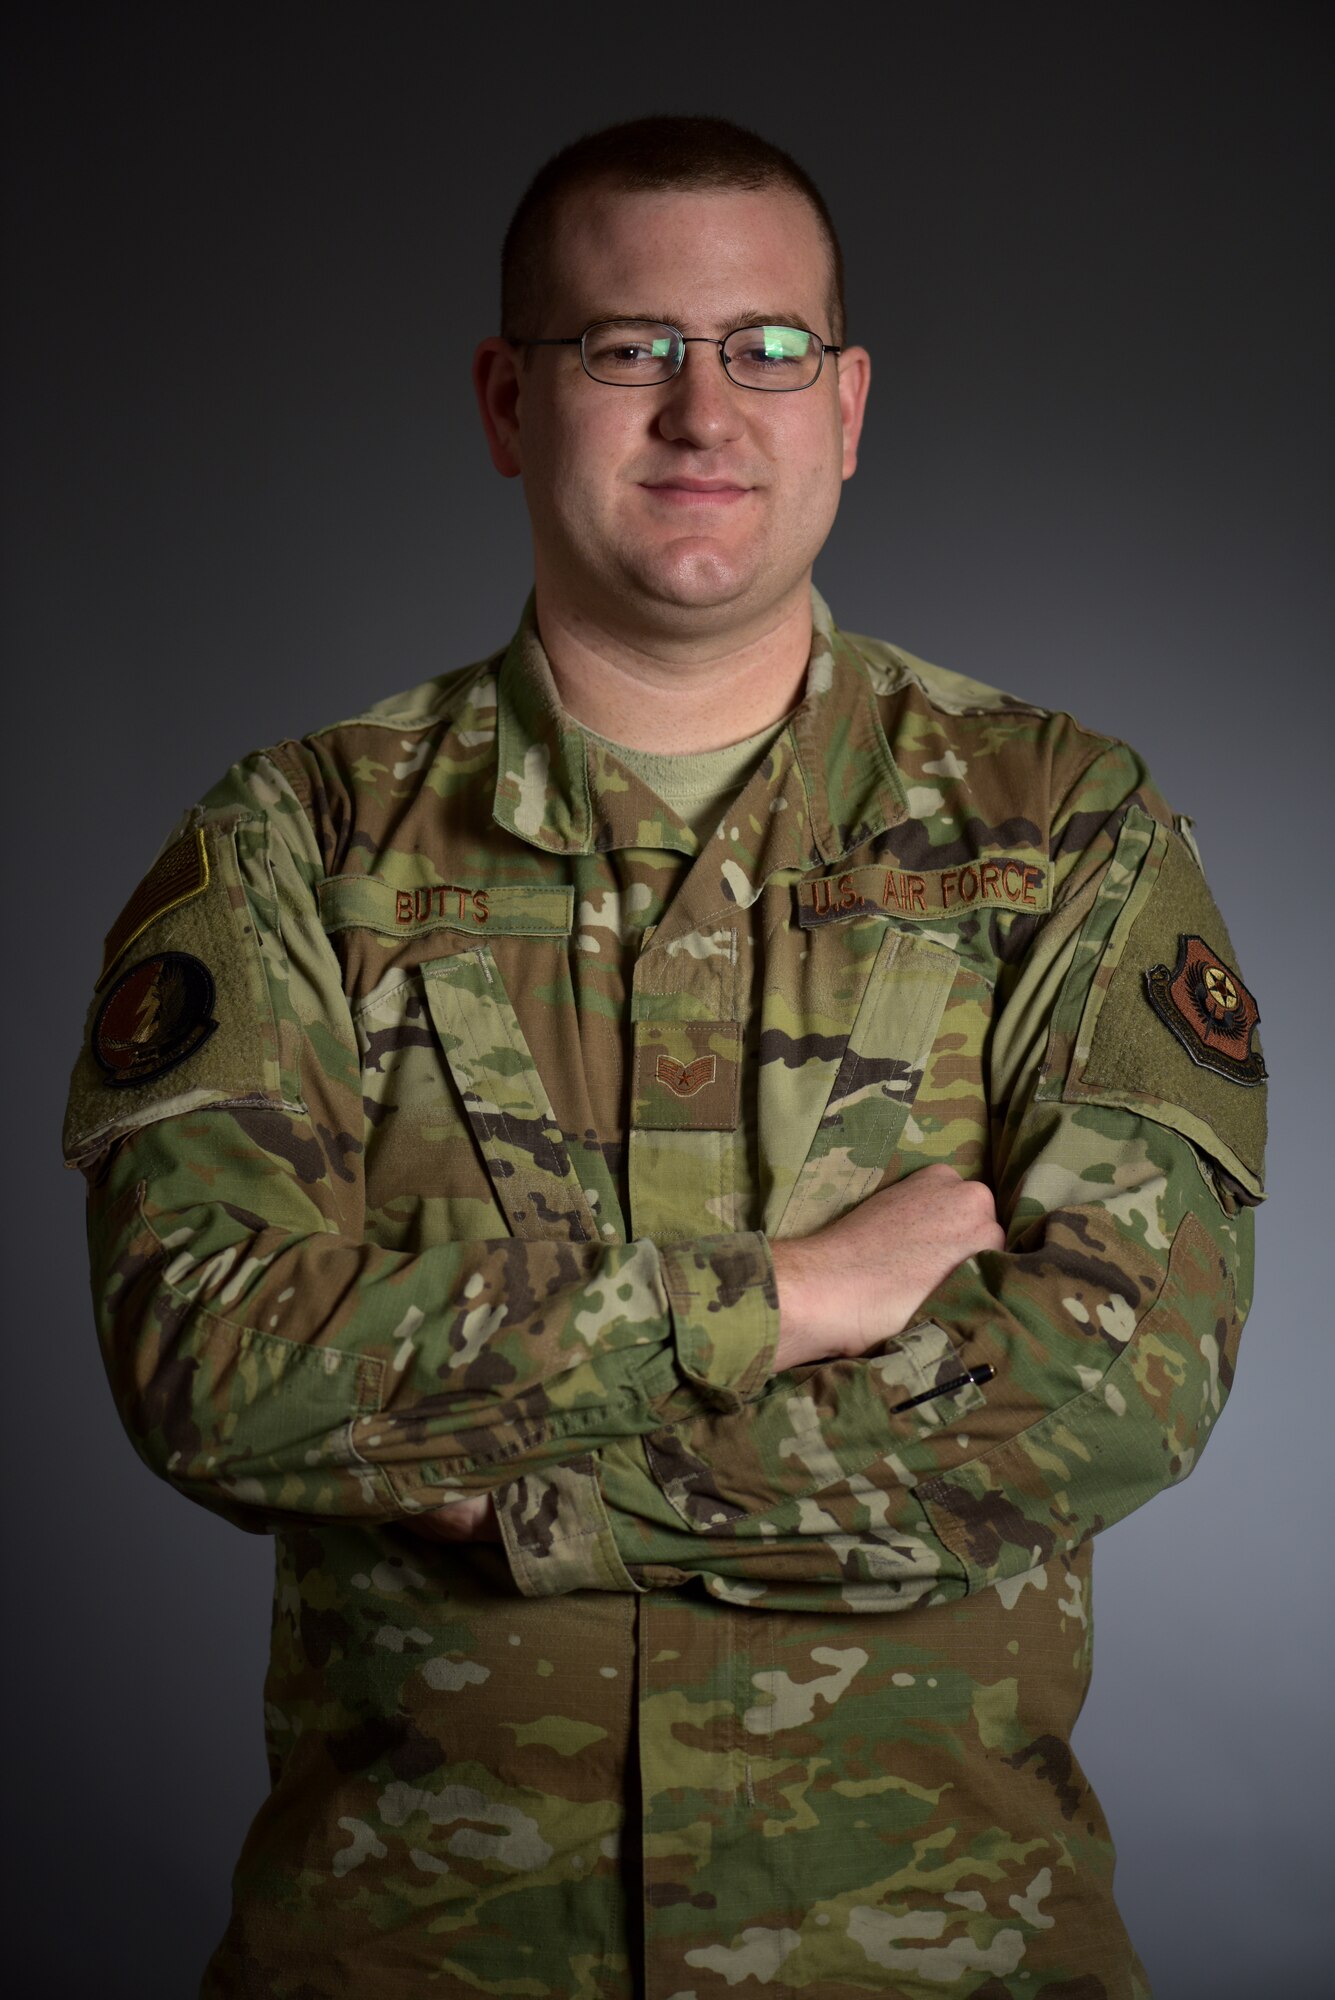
65, 117, 1265, 1998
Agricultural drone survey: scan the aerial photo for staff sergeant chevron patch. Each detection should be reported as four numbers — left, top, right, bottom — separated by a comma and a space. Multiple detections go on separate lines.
656, 1053, 718, 1098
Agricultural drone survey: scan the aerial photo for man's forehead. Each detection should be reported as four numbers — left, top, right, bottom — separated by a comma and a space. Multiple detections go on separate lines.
548, 183, 833, 323
554, 180, 826, 252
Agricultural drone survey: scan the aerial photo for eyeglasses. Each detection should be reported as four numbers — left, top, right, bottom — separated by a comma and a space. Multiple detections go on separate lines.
510, 319, 841, 392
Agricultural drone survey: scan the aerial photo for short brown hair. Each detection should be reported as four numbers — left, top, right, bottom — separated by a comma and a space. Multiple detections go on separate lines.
500, 114, 846, 345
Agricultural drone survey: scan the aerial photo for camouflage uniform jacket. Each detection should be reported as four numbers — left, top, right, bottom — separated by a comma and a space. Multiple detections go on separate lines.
65, 591, 1265, 1999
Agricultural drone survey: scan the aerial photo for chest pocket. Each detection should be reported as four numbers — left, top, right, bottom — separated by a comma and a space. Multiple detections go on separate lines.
420, 947, 600, 1243
329, 874, 601, 1245
761, 920, 960, 1238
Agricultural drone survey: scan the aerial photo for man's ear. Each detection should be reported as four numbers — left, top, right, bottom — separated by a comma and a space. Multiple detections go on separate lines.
473, 337, 524, 478
836, 344, 871, 481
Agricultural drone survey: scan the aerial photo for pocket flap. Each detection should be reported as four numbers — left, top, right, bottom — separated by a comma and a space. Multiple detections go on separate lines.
421, 947, 598, 1242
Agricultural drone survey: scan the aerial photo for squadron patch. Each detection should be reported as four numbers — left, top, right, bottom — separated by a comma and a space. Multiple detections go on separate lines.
1145, 934, 1265, 1086
92, 952, 219, 1088
98, 827, 210, 986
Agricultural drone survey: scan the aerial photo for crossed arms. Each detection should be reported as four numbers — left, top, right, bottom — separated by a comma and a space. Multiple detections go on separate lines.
67, 748, 1261, 1610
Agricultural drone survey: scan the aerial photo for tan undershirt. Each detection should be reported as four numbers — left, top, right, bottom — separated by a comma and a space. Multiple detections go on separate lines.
582, 716, 791, 844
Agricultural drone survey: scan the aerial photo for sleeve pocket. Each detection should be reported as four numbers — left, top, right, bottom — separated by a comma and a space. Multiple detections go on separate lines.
1037, 806, 1266, 1208
63, 812, 289, 1172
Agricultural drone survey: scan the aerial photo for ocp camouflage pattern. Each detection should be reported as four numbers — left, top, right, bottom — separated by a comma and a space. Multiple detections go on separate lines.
65, 591, 1263, 1997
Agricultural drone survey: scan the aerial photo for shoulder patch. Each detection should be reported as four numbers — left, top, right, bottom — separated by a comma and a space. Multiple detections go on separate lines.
1145, 935, 1265, 1086
93, 952, 218, 1086
99, 827, 209, 986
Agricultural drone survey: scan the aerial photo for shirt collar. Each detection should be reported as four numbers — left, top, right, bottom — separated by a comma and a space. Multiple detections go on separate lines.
491, 587, 907, 874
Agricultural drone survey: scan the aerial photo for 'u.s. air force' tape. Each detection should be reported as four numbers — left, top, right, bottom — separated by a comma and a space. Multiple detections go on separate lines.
796, 856, 1050, 927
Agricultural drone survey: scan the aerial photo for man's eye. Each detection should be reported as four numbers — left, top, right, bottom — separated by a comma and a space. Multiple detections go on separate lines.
736, 344, 801, 368
586, 336, 671, 374
725, 327, 814, 382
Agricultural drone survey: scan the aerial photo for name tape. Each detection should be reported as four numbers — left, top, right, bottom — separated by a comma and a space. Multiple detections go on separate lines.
318, 875, 574, 940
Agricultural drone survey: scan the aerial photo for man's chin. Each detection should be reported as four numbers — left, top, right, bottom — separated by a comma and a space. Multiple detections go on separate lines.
618, 547, 758, 618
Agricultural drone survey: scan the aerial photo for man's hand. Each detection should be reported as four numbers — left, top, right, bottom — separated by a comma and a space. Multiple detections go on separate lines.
401, 1495, 502, 1542
770, 1165, 1004, 1371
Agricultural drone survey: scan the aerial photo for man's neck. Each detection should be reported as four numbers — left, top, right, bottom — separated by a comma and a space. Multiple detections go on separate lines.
532, 582, 814, 752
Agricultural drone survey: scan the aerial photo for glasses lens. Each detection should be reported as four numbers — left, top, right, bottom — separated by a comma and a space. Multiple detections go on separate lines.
722, 325, 820, 390
581, 321, 680, 385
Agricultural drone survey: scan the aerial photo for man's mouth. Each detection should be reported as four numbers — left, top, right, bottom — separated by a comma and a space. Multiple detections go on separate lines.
639, 478, 753, 506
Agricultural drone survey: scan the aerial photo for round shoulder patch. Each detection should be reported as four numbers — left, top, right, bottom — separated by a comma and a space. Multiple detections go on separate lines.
93, 952, 218, 1088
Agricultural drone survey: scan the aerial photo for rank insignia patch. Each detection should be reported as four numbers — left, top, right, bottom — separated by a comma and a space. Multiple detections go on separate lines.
656, 1053, 717, 1099
93, 952, 219, 1088
1145, 934, 1266, 1085
98, 827, 209, 986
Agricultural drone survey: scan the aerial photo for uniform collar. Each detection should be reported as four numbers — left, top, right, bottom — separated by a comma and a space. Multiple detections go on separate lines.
491, 587, 907, 879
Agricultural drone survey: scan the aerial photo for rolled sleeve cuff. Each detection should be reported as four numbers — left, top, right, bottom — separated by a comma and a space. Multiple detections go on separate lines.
495, 1456, 645, 1598
659, 1231, 779, 1409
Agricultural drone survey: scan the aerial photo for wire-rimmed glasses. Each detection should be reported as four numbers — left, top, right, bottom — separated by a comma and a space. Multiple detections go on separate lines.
511, 319, 841, 392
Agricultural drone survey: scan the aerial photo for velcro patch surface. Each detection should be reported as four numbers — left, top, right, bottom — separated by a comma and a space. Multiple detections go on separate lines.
1049, 807, 1266, 1193
796, 856, 1050, 928
99, 827, 209, 985
65, 815, 282, 1169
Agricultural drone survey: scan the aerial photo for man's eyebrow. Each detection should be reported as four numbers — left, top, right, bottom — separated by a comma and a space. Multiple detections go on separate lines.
723, 308, 819, 332
726, 309, 820, 333
589, 308, 820, 334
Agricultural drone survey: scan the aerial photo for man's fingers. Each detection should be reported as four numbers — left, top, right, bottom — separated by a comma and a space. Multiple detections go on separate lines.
402, 1496, 500, 1542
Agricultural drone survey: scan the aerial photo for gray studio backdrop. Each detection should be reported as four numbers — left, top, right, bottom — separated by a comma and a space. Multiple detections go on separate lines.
5, 4, 1331, 1993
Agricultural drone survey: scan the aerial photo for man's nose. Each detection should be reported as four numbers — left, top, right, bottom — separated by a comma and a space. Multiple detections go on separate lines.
654, 345, 745, 447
